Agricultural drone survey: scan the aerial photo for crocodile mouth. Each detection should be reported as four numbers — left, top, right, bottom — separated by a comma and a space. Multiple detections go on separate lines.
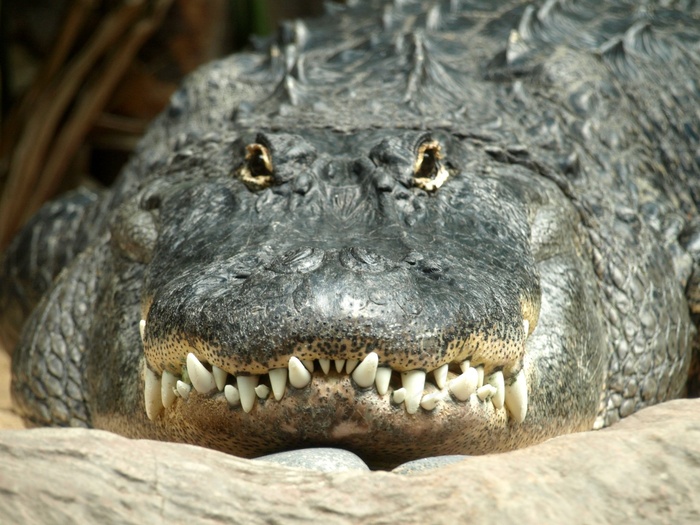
140, 317, 530, 434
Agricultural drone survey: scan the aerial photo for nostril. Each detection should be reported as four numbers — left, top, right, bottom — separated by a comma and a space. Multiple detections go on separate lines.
419, 258, 445, 276
269, 247, 325, 274
339, 247, 388, 272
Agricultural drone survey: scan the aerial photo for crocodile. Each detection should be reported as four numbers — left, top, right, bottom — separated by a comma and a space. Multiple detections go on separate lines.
1, 0, 699, 469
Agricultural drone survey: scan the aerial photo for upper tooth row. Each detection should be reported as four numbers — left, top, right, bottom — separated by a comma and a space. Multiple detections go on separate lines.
144, 351, 528, 423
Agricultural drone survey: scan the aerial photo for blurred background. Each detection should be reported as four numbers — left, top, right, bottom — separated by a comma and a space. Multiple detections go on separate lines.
0, 0, 327, 250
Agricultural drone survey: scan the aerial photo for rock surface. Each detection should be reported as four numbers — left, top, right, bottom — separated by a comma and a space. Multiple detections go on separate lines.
1, 399, 698, 524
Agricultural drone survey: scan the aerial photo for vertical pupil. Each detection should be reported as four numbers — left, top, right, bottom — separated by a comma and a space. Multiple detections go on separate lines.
421, 150, 436, 176
250, 151, 269, 176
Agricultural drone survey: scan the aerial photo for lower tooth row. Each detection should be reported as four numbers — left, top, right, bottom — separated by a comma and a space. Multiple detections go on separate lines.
144, 352, 528, 422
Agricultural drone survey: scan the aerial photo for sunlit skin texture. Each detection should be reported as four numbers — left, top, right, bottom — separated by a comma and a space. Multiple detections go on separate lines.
3, 1, 698, 468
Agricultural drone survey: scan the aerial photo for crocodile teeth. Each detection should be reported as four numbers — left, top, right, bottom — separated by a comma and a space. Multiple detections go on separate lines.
420, 392, 440, 411
475, 366, 484, 388
237, 376, 259, 413
351, 352, 378, 388
486, 370, 505, 409
448, 367, 479, 401
477, 384, 497, 401
505, 368, 528, 423
302, 360, 314, 373
139, 320, 146, 342
319, 358, 331, 374
375, 367, 392, 395
401, 370, 426, 414
224, 385, 240, 406
212, 366, 227, 391
523, 319, 530, 337
459, 360, 470, 374
392, 387, 407, 404
255, 384, 270, 399
269, 368, 288, 400
289, 356, 312, 388
334, 359, 346, 373
144, 367, 162, 420
176, 380, 191, 400
161, 370, 178, 408
433, 364, 448, 389
345, 359, 359, 374
187, 353, 216, 394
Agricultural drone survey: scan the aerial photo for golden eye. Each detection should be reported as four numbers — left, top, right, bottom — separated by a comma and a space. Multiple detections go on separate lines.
413, 140, 449, 191
238, 143, 274, 190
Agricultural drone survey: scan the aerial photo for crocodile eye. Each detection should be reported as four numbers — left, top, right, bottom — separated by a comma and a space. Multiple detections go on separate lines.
238, 143, 274, 190
413, 140, 449, 192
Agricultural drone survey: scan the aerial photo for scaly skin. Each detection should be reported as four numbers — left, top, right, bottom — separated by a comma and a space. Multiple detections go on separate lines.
2, 0, 699, 468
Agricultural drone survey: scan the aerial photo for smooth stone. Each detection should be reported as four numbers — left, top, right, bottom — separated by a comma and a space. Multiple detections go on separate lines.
254, 447, 370, 472
392, 455, 470, 475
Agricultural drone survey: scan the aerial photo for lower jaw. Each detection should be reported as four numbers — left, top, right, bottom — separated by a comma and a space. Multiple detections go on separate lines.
145, 371, 527, 468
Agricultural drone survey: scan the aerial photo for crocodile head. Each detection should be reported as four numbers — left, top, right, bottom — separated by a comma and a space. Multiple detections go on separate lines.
100, 126, 607, 468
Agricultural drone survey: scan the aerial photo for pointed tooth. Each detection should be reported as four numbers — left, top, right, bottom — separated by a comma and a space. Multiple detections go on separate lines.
161, 371, 178, 408
224, 384, 240, 406
401, 370, 426, 414
319, 358, 331, 374
176, 380, 191, 400
459, 360, 470, 373
447, 367, 478, 401
139, 320, 146, 342
375, 367, 392, 395
289, 356, 312, 388
255, 384, 270, 399
392, 387, 406, 404
302, 360, 314, 373
186, 353, 216, 394
433, 364, 448, 389
144, 367, 162, 420
420, 392, 440, 411
505, 368, 528, 423
212, 366, 228, 392
476, 366, 484, 388
523, 319, 530, 337
237, 376, 259, 413
345, 359, 359, 374
477, 384, 497, 401
269, 368, 288, 400
334, 359, 346, 373
352, 352, 378, 388
486, 370, 505, 409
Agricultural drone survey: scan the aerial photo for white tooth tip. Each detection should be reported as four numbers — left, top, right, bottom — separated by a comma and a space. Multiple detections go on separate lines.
505, 369, 528, 423
420, 393, 440, 411
161, 370, 178, 408
224, 384, 240, 406
237, 376, 259, 413
186, 353, 217, 394
486, 370, 505, 409
176, 380, 191, 400
302, 360, 314, 373
447, 367, 478, 401
459, 360, 471, 373
139, 320, 146, 342
352, 352, 379, 388
433, 364, 448, 389
477, 384, 497, 401
269, 368, 288, 400
255, 384, 270, 399
289, 356, 312, 388
144, 367, 162, 420
345, 359, 359, 374
392, 388, 407, 404
212, 365, 228, 392
523, 319, 530, 337
375, 367, 392, 395
334, 359, 346, 373
401, 370, 426, 415
476, 366, 484, 388
319, 358, 331, 374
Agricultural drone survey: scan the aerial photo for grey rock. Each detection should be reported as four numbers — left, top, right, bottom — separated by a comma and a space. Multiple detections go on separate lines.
255, 447, 369, 472
392, 455, 469, 475
0, 399, 698, 525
